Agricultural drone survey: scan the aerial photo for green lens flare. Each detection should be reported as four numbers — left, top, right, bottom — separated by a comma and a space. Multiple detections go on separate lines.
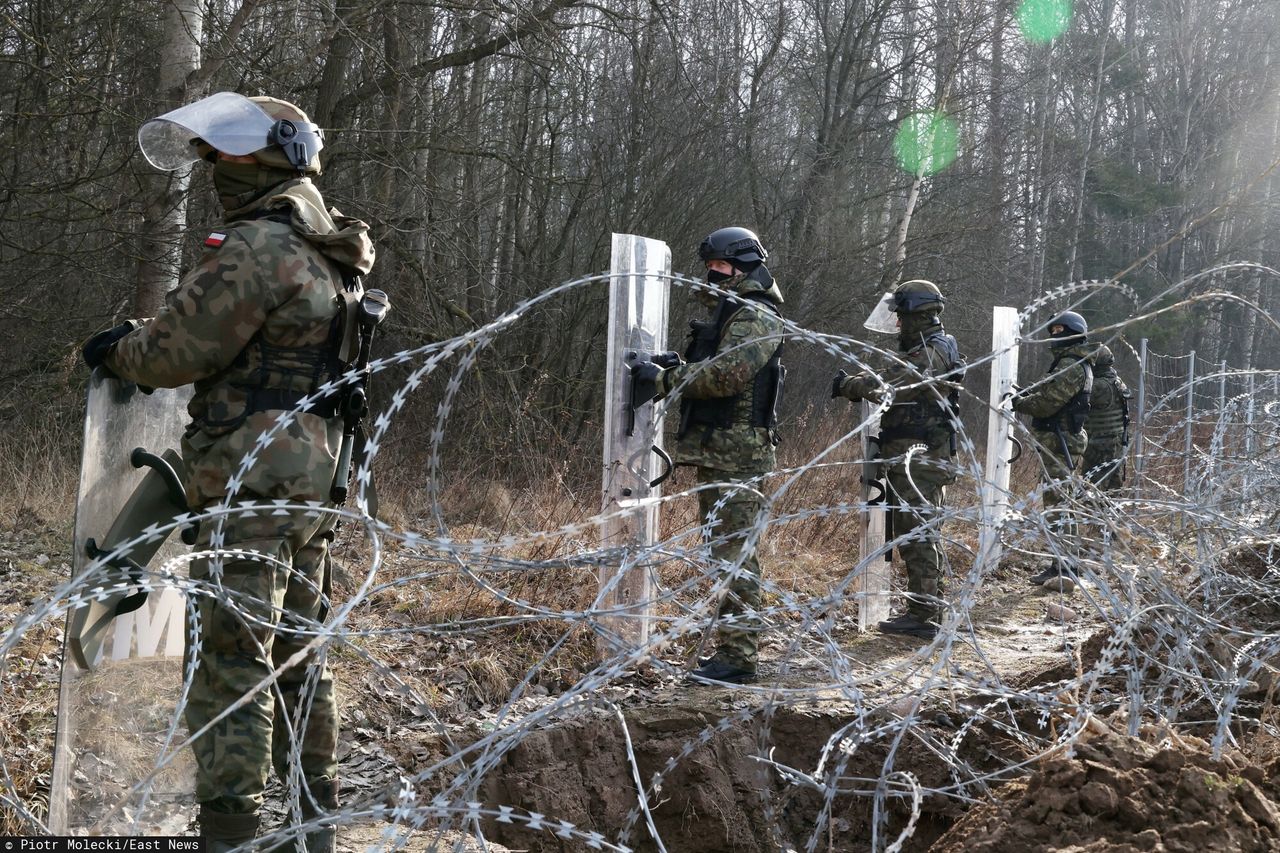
893, 112, 959, 176
1016, 0, 1072, 42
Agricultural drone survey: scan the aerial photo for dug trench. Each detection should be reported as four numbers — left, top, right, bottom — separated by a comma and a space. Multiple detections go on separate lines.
352, 554, 1090, 851
471, 694, 994, 852
436, 606, 1280, 853
453, 651, 1280, 853
398, 561, 1077, 850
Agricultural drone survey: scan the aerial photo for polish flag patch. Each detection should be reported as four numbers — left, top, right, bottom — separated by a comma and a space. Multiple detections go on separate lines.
204, 231, 227, 248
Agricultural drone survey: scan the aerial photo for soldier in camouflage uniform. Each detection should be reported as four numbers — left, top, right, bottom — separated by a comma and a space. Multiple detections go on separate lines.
1082, 343, 1130, 492
631, 227, 785, 684
82, 93, 375, 852
832, 280, 964, 639
1011, 311, 1093, 586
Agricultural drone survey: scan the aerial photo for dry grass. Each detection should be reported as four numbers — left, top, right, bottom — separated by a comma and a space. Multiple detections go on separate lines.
0, 395, 1199, 832
0, 420, 80, 533
0, 552, 71, 834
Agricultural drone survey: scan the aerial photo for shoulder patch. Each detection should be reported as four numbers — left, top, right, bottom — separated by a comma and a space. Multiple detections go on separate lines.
204, 231, 227, 249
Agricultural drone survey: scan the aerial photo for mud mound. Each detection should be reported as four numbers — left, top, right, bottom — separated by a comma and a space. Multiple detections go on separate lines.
934, 728, 1280, 853
476, 697, 1016, 852
1214, 538, 1280, 627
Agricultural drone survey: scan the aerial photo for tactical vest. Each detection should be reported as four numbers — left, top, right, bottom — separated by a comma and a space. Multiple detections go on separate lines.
1031, 353, 1093, 435
677, 292, 785, 445
192, 211, 364, 434
1085, 366, 1129, 439
878, 331, 966, 447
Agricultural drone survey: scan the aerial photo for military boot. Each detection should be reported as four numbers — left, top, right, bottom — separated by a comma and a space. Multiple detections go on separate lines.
688, 654, 756, 684
264, 780, 339, 853
299, 779, 339, 853
198, 806, 259, 853
877, 613, 938, 639
1029, 560, 1076, 586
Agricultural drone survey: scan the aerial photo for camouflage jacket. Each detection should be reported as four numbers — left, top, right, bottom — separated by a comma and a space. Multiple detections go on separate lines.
838, 325, 963, 468
1011, 341, 1093, 428
106, 179, 376, 508
661, 269, 785, 474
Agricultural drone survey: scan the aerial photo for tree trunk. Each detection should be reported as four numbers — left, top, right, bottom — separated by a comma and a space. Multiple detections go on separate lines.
1065, 0, 1115, 282
133, 0, 203, 317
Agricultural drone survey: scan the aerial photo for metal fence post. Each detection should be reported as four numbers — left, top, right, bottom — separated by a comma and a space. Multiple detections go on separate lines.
1134, 338, 1148, 498
1219, 360, 1227, 412
1183, 350, 1196, 528
1244, 371, 1256, 499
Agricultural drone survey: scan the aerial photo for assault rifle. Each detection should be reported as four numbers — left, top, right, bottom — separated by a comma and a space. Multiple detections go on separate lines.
330, 289, 390, 505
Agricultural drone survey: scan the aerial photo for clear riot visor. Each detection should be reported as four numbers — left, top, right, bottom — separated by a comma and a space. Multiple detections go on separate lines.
863, 292, 899, 334
137, 92, 276, 171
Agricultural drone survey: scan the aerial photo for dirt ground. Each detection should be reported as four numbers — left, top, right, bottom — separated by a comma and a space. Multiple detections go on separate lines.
6, 514, 1280, 851
312, 546, 1122, 852
934, 727, 1280, 853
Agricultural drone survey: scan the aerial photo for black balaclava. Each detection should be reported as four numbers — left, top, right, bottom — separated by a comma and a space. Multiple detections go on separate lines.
898, 309, 942, 350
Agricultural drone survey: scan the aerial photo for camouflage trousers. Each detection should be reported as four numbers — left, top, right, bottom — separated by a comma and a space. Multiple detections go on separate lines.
885, 460, 950, 622
697, 467, 768, 669
185, 495, 338, 815
1082, 436, 1125, 492
1031, 427, 1087, 565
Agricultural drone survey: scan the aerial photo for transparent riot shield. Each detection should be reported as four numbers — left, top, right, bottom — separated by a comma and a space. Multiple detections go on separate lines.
49, 371, 195, 835
977, 307, 1021, 570
598, 233, 672, 656
857, 403, 891, 630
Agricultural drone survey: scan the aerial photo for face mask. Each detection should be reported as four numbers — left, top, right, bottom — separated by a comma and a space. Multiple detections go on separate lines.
706, 269, 733, 284
211, 158, 296, 213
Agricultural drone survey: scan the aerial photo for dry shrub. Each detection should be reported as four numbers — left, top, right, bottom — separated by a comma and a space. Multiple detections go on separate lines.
0, 561, 67, 833
0, 423, 79, 531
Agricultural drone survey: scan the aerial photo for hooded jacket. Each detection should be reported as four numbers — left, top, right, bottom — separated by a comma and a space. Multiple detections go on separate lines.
106, 178, 377, 507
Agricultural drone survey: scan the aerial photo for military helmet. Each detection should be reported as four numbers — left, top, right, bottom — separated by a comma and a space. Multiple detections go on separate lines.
893, 279, 945, 314
698, 227, 769, 266
1093, 343, 1114, 370
1048, 310, 1088, 347
245, 96, 323, 174
137, 91, 323, 175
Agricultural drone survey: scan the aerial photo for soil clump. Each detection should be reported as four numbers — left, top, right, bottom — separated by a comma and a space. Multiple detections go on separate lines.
934, 727, 1280, 852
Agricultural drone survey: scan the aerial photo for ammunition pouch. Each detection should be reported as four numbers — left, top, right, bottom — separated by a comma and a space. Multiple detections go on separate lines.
1031, 414, 1085, 435
878, 424, 931, 443
244, 387, 339, 419
752, 354, 785, 441
194, 271, 363, 435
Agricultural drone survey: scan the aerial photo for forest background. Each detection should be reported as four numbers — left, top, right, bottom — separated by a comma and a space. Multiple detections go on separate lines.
2, 0, 1279, 509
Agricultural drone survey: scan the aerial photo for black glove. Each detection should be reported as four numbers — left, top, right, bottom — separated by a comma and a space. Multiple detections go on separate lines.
831, 370, 849, 399
651, 351, 684, 369
631, 361, 665, 405
82, 323, 134, 370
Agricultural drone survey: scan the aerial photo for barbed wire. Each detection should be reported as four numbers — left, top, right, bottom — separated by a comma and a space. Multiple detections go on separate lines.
4, 265, 1280, 850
